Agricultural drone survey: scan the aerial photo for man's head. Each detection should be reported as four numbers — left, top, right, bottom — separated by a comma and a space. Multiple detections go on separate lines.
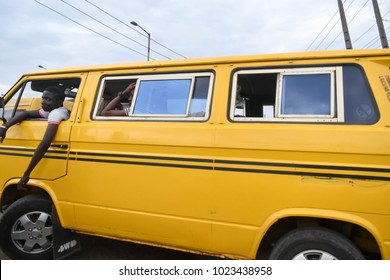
41, 86, 65, 112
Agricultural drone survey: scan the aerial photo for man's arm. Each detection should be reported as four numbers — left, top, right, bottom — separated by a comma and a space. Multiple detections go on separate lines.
101, 94, 125, 116
0, 110, 41, 143
17, 123, 58, 189
101, 83, 135, 116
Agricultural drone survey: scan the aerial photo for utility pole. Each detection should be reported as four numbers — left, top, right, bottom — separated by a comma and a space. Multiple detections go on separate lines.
337, 0, 353, 49
372, 0, 389, 48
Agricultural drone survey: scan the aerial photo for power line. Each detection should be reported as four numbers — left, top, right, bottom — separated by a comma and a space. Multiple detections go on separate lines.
59, 0, 172, 60
324, 0, 356, 49
348, 0, 370, 23
308, 0, 378, 51
335, 3, 390, 50
325, 0, 369, 49
363, 10, 390, 49
84, 0, 187, 59
355, 10, 390, 46
354, 23, 376, 43
33, 0, 151, 60
306, 0, 352, 51
313, 0, 354, 50
363, 32, 383, 48
309, 0, 351, 50
314, 16, 341, 50
365, 25, 390, 48
363, 36, 377, 48
306, 8, 340, 51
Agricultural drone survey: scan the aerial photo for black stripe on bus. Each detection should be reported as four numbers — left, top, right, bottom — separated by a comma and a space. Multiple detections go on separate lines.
73, 157, 213, 171
215, 159, 390, 174
75, 151, 213, 163
0, 147, 68, 159
1, 146, 389, 181
214, 166, 390, 181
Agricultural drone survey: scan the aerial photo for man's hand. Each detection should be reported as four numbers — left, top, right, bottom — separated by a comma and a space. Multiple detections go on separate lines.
17, 174, 30, 191
123, 82, 136, 95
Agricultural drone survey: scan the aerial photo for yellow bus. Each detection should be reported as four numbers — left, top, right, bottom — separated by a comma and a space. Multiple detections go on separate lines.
0, 49, 389, 260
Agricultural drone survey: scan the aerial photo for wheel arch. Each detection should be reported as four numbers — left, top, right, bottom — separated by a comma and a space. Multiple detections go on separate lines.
1, 179, 58, 213
255, 209, 383, 260
0, 181, 81, 259
0, 193, 55, 259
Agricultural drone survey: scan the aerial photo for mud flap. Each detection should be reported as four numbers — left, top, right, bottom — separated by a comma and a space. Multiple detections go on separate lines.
52, 206, 82, 259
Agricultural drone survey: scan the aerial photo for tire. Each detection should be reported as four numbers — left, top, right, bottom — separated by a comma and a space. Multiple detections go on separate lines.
269, 227, 365, 260
0, 195, 54, 260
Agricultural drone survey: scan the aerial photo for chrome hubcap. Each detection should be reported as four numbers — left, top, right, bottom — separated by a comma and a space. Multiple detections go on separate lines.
11, 211, 53, 254
293, 250, 338, 260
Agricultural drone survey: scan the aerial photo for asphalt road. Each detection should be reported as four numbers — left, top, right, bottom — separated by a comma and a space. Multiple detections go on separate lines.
0, 233, 221, 260
0, 212, 220, 260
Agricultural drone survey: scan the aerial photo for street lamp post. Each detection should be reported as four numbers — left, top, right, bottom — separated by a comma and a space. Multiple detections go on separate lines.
131, 21, 151, 61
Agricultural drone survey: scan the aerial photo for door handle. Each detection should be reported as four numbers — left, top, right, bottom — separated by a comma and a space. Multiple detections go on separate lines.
50, 144, 68, 149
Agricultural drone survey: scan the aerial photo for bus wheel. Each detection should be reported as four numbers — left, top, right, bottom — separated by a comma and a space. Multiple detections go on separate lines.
269, 227, 364, 260
0, 195, 54, 259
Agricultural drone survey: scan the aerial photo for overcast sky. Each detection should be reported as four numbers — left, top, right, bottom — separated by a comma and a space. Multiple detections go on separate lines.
0, 0, 389, 92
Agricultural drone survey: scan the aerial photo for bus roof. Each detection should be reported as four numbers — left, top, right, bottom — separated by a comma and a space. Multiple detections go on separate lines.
25, 49, 390, 76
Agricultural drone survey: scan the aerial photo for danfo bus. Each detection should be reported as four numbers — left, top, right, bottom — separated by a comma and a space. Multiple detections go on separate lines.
0, 49, 389, 260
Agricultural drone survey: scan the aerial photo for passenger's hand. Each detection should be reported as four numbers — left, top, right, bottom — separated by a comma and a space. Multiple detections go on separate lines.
124, 82, 136, 94
17, 174, 30, 191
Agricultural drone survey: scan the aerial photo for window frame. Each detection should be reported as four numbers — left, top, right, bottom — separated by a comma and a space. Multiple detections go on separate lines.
230, 66, 345, 123
131, 76, 195, 117
4, 77, 81, 121
93, 72, 214, 121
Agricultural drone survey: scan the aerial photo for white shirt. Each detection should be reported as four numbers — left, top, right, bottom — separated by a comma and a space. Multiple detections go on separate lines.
123, 104, 130, 115
38, 107, 70, 125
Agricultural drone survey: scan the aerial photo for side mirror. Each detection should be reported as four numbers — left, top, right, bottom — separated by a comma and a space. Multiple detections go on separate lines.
0, 96, 6, 125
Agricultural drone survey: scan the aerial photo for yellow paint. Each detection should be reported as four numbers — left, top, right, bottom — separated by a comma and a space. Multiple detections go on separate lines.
1, 49, 390, 259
